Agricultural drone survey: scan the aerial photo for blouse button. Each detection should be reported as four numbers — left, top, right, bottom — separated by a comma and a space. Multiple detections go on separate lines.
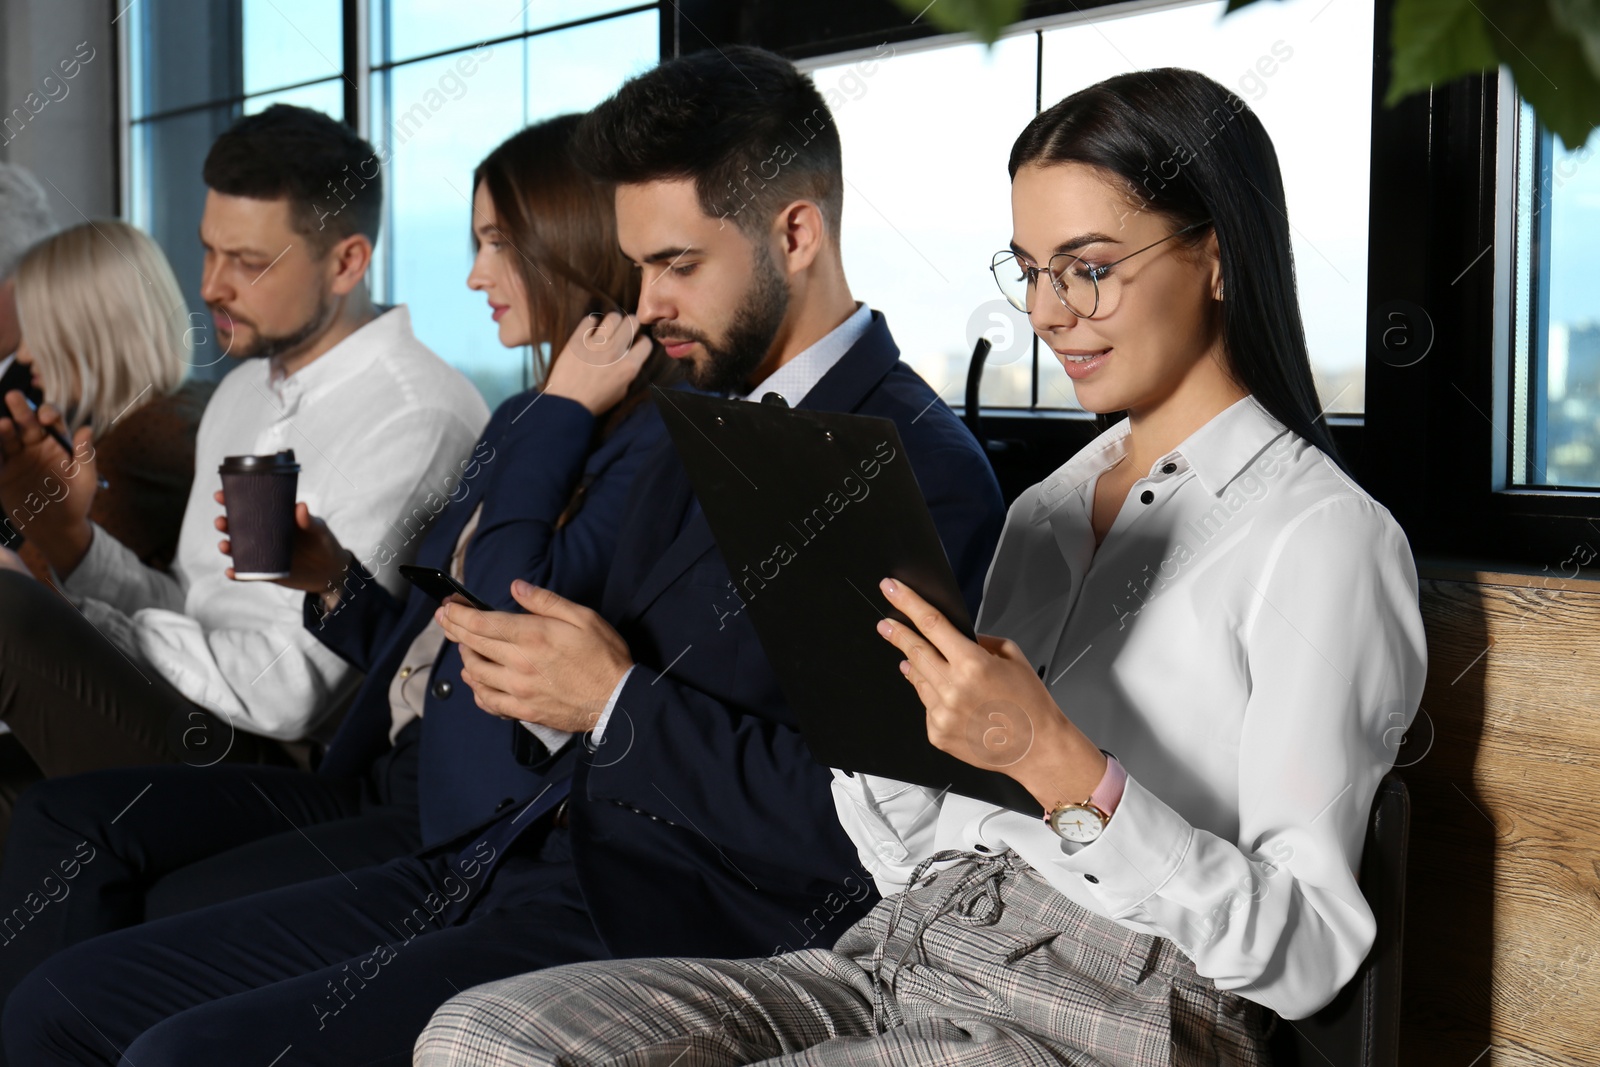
973, 844, 992, 854
1083, 873, 1100, 884
1161, 462, 1177, 474
1139, 490, 1155, 505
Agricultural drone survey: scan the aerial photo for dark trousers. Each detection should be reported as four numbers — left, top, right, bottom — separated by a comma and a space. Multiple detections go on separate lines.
2, 823, 603, 1067
0, 572, 302, 843
0, 721, 422, 1006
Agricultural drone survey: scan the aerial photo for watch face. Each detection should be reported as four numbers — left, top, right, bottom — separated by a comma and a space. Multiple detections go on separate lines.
1049, 804, 1105, 843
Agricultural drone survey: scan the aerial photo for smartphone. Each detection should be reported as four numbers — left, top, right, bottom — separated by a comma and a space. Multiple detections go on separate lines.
0, 355, 43, 408
399, 564, 493, 611
0, 354, 76, 456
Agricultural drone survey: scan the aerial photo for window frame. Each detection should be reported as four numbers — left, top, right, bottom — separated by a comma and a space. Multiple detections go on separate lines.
1359, 0, 1600, 568
119, 0, 1591, 570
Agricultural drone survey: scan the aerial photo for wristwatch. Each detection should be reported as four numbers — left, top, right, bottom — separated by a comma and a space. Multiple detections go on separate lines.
1045, 751, 1123, 843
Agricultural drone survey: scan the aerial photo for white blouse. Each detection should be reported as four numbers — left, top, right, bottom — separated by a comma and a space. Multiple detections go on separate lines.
830, 392, 1427, 1020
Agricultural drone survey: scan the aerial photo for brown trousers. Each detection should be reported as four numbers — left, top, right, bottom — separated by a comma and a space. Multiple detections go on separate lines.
0, 571, 299, 853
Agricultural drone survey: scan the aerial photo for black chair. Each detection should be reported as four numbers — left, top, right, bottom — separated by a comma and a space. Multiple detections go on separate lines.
1268, 771, 1409, 1067
963, 336, 991, 440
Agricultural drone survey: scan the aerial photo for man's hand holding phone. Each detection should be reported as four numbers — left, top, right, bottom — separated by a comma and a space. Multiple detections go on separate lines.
434, 578, 634, 734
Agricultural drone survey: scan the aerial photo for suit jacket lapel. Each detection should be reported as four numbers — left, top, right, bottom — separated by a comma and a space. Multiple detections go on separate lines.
604, 437, 698, 623
614, 311, 901, 626
793, 311, 898, 417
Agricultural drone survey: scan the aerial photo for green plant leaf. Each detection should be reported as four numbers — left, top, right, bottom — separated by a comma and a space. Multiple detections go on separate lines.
1549, 0, 1600, 76
1382, 0, 1600, 150
888, 0, 1026, 45
1385, 0, 1499, 105
1235, 0, 1600, 148
1481, 0, 1600, 149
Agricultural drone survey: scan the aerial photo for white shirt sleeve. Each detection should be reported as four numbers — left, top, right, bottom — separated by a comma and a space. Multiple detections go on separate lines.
829, 769, 946, 896
588, 663, 636, 741
59, 522, 186, 615
136, 409, 486, 741
519, 720, 575, 755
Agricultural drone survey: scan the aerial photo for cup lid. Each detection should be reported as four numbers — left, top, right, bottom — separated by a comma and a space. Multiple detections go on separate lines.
219, 449, 300, 474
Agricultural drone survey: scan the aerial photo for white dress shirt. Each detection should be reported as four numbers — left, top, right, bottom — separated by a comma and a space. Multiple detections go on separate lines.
63, 306, 489, 742
585, 301, 873, 744
830, 393, 1427, 1021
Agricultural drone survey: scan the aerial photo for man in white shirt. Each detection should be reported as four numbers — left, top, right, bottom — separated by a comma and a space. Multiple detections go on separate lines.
0, 105, 486, 786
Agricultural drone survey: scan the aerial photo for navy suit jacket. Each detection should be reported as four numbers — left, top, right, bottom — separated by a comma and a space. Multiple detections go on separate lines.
311, 389, 667, 845
463, 311, 1007, 961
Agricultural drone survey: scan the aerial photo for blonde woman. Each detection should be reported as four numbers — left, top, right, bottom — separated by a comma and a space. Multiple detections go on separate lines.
0, 219, 213, 583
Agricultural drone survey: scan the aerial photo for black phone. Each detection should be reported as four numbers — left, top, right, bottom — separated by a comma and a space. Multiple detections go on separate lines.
399, 564, 493, 611
0, 355, 42, 408
0, 354, 75, 456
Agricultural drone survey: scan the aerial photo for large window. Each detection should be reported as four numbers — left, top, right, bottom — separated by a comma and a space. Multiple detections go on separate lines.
123, 1, 660, 405
125, 0, 348, 375
369, 3, 658, 407
1509, 98, 1600, 489
806, 0, 1372, 415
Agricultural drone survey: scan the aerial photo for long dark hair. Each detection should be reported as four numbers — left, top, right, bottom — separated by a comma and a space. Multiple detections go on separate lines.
474, 115, 682, 525
1009, 67, 1347, 475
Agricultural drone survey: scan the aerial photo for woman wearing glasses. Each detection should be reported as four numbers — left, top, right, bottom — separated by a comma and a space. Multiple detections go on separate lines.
417, 67, 1427, 1067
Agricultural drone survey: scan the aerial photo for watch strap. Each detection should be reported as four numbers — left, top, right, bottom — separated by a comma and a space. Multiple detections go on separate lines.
1089, 752, 1126, 817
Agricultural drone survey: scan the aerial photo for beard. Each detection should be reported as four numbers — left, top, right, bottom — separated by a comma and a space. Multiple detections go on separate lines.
655, 245, 789, 396
213, 290, 335, 364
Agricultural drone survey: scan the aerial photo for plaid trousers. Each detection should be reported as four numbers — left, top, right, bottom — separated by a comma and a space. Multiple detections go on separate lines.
416, 849, 1274, 1067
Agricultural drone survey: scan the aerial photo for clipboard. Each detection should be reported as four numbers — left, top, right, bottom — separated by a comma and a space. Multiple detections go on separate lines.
652, 385, 1038, 813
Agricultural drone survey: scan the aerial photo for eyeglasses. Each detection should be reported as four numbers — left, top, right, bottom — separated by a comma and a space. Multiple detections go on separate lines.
990, 220, 1212, 318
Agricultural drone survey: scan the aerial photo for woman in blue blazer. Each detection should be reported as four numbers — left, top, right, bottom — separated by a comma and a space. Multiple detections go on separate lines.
0, 114, 683, 1001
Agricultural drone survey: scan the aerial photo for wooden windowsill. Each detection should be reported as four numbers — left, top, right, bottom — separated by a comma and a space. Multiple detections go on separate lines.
1415, 553, 1600, 593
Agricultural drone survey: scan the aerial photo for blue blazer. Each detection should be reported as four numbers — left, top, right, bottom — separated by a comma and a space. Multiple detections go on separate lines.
311, 388, 667, 845
465, 311, 1007, 960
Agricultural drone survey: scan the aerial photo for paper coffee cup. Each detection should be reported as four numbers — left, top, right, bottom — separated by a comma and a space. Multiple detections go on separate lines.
219, 450, 300, 580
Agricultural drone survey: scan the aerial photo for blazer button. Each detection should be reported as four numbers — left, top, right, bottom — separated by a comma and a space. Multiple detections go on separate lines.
495, 797, 515, 812
1139, 490, 1154, 505
432, 679, 453, 700
1161, 462, 1177, 474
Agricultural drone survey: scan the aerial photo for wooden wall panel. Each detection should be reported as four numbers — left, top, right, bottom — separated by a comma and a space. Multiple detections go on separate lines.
1402, 566, 1600, 1067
